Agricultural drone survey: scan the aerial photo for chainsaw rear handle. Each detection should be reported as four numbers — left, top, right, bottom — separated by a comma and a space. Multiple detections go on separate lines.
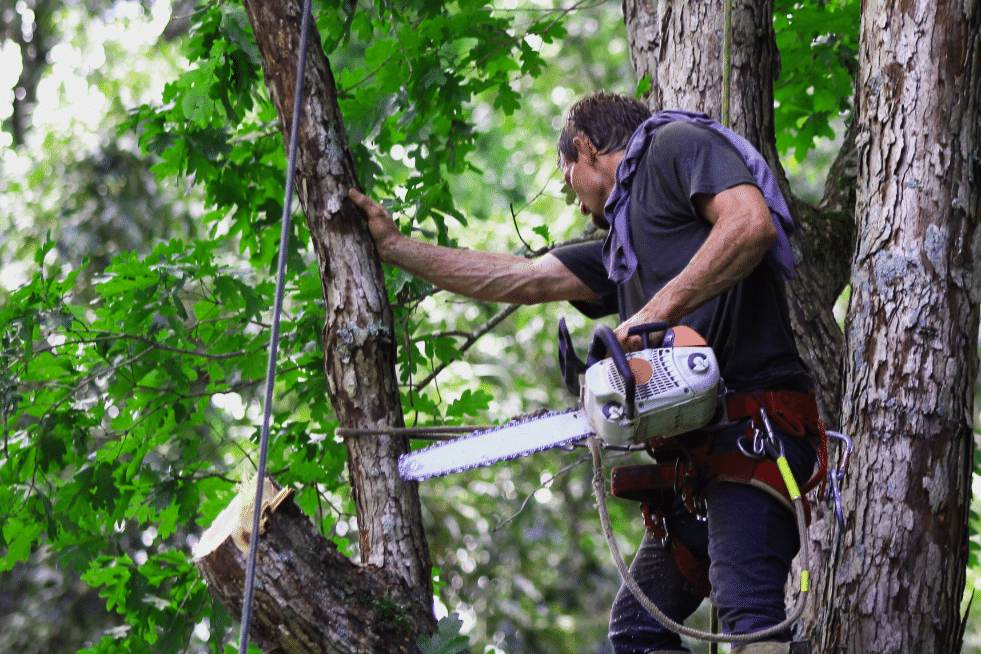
586, 325, 637, 419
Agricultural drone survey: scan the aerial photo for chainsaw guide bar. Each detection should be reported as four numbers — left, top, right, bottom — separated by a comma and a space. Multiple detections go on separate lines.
398, 408, 593, 481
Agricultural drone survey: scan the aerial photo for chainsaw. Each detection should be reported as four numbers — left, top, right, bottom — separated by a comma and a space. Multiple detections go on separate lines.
398, 320, 724, 481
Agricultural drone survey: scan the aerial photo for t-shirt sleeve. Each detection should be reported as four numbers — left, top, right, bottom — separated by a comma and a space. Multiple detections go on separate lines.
654, 122, 758, 208
549, 241, 619, 319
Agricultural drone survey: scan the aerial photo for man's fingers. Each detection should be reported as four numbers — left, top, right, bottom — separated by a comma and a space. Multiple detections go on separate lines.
348, 188, 369, 209
348, 188, 384, 217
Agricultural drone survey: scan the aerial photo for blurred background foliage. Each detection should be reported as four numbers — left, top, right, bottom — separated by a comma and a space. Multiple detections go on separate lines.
0, 0, 976, 653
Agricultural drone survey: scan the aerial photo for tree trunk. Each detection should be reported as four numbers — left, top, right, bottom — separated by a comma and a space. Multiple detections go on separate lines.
194, 0, 437, 649
195, 484, 433, 653
815, 1, 980, 651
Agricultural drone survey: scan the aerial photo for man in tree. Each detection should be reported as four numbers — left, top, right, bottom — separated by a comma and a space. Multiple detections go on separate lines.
349, 92, 819, 654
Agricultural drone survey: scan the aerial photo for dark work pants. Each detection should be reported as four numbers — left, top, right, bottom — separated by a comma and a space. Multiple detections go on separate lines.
608, 422, 817, 654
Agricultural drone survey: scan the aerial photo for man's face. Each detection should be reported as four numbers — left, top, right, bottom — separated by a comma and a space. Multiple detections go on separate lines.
559, 137, 614, 229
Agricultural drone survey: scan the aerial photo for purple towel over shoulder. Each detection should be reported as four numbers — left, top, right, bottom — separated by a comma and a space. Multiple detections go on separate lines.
601, 110, 797, 284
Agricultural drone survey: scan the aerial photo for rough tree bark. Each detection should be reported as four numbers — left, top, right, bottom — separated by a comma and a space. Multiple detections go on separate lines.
195, 0, 436, 650
196, 484, 434, 653
815, 1, 980, 651
624, 0, 980, 651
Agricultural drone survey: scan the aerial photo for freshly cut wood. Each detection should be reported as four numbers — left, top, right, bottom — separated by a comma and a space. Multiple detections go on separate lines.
194, 482, 431, 654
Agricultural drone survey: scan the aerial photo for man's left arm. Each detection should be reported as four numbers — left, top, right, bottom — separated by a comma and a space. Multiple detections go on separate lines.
613, 183, 776, 349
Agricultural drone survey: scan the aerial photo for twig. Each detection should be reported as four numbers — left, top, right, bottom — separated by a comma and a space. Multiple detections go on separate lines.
414, 329, 471, 340
528, 234, 600, 257
414, 303, 521, 391
33, 332, 256, 361
536, 0, 605, 37
510, 167, 559, 223
493, 452, 591, 531
510, 203, 535, 252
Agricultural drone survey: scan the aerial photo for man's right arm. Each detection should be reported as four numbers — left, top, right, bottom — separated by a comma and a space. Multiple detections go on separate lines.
349, 189, 598, 305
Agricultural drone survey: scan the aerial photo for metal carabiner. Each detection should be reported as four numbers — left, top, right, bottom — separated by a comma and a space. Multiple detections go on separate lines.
824, 430, 853, 532
757, 406, 785, 459
737, 426, 766, 460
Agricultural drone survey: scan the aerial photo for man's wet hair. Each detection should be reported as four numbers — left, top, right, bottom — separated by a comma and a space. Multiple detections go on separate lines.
557, 92, 651, 164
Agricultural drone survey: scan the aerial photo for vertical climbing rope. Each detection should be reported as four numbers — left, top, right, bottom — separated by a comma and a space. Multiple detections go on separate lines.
237, 0, 313, 651
713, 6, 733, 649
721, 0, 733, 128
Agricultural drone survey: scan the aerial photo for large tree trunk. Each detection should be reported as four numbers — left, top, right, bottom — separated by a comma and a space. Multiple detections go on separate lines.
815, 1, 980, 651
194, 0, 436, 649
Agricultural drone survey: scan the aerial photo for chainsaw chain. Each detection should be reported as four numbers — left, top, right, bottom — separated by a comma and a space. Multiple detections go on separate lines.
398, 407, 590, 480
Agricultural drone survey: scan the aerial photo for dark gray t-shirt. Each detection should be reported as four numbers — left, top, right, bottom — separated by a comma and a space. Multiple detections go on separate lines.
553, 122, 811, 392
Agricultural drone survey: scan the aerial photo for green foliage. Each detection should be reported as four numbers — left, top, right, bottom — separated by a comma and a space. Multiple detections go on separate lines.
0, 234, 342, 650
417, 613, 471, 654
773, 0, 859, 159
1, 1, 584, 650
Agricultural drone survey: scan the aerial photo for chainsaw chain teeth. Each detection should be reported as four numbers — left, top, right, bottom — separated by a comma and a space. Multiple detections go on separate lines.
398, 407, 590, 481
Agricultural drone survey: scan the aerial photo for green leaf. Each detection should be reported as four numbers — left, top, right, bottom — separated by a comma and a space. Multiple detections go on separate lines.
1, 518, 42, 571
157, 501, 180, 540
446, 389, 492, 419
531, 224, 551, 243
417, 613, 470, 654
635, 73, 652, 99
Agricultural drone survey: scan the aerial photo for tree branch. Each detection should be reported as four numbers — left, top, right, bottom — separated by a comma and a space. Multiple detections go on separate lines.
414, 303, 521, 391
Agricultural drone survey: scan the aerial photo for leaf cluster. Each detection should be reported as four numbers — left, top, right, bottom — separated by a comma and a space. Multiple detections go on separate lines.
773, 0, 859, 159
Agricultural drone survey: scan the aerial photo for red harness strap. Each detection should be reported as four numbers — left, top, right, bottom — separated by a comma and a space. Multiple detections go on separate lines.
725, 390, 828, 495
615, 464, 712, 598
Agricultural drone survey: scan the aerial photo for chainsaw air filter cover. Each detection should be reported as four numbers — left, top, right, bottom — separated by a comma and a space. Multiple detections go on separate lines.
581, 345, 721, 445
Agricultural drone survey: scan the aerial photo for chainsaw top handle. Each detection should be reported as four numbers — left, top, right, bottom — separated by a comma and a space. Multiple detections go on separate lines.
586, 325, 637, 420
626, 321, 671, 349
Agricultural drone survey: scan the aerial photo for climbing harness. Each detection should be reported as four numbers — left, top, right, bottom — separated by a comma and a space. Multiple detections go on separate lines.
237, 0, 313, 652
591, 383, 827, 644
589, 417, 812, 645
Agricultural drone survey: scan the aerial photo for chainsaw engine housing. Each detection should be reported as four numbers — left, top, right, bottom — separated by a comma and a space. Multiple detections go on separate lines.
582, 346, 720, 445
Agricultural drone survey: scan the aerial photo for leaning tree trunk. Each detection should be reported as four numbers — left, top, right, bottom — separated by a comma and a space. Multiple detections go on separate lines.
195, 0, 436, 650
816, 1, 980, 651
621, 0, 854, 637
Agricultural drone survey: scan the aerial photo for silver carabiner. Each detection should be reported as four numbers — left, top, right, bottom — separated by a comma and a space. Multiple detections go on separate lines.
737, 427, 766, 460
824, 430, 853, 532
757, 406, 784, 459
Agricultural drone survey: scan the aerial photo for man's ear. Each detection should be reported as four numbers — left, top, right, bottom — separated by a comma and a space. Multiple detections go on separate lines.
572, 134, 597, 164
